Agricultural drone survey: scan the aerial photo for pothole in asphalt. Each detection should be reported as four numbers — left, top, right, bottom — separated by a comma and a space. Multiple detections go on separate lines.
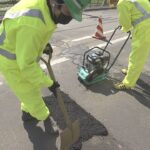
44, 91, 108, 150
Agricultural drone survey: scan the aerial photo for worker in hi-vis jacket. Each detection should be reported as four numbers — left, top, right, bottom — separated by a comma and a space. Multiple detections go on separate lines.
114, 0, 150, 90
0, 0, 91, 121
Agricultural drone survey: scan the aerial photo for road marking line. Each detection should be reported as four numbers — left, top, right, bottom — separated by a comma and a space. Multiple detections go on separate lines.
96, 36, 128, 48
110, 36, 128, 44
51, 57, 69, 65
40, 57, 69, 69
40, 35, 128, 70
72, 36, 91, 42
72, 30, 114, 42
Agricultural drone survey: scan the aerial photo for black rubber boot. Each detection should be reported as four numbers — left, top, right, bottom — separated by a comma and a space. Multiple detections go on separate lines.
22, 111, 38, 122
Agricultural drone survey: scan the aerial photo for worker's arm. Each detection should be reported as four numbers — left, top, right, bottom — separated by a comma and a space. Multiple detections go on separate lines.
117, 0, 132, 32
16, 25, 53, 89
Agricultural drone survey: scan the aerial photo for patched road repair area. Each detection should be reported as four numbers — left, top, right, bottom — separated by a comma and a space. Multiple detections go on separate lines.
44, 94, 108, 150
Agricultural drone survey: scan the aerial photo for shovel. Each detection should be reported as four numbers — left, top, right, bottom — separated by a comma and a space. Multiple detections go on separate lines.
41, 46, 80, 150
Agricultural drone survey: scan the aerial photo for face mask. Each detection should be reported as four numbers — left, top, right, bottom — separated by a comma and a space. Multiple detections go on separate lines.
54, 12, 72, 24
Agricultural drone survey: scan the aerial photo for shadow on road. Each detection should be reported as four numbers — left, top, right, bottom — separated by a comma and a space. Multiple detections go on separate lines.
44, 91, 108, 150
23, 119, 58, 150
23, 91, 108, 150
84, 78, 117, 96
126, 73, 150, 109
86, 72, 150, 109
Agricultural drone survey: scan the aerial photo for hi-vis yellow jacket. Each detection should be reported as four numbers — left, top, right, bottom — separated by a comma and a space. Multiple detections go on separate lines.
0, 0, 56, 89
117, 0, 150, 88
117, 0, 150, 32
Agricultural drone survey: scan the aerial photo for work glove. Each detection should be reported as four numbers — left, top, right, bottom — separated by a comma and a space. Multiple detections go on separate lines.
118, 25, 122, 29
43, 43, 53, 55
127, 30, 131, 34
48, 81, 60, 97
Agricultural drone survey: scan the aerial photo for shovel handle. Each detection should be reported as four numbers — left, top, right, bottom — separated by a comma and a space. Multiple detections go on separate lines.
40, 52, 72, 128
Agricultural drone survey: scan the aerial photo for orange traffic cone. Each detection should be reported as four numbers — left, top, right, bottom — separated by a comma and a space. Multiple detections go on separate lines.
92, 17, 106, 41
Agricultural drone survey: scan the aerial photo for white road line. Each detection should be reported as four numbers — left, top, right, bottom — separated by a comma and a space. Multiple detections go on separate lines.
40, 64, 47, 70
96, 36, 128, 48
72, 30, 114, 42
40, 57, 69, 69
72, 36, 91, 42
104, 30, 115, 34
40, 35, 128, 70
51, 57, 69, 65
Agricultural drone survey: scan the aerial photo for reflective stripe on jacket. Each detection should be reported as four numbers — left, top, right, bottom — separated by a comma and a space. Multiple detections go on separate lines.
131, 0, 150, 26
0, 29, 16, 59
117, 0, 150, 32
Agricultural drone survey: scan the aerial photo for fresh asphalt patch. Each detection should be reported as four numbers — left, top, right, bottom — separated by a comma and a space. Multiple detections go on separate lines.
44, 91, 108, 150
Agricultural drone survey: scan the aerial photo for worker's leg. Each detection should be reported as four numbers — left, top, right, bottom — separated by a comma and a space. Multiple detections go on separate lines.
19, 89, 50, 121
122, 39, 150, 88
16, 90, 49, 122
2, 69, 50, 121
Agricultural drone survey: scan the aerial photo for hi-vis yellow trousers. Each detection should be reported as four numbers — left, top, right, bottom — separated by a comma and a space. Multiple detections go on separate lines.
0, 65, 50, 121
123, 24, 150, 88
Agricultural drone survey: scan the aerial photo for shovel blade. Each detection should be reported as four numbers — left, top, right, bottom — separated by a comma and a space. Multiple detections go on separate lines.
59, 120, 80, 150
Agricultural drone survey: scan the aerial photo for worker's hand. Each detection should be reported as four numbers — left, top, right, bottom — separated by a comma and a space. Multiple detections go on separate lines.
43, 43, 53, 55
127, 30, 131, 34
48, 81, 60, 97
118, 25, 122, 29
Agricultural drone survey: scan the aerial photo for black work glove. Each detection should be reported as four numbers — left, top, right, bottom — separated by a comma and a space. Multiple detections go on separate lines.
48, 81, 60, 97
118, 25, 122, 29
43, 43, 53, 55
